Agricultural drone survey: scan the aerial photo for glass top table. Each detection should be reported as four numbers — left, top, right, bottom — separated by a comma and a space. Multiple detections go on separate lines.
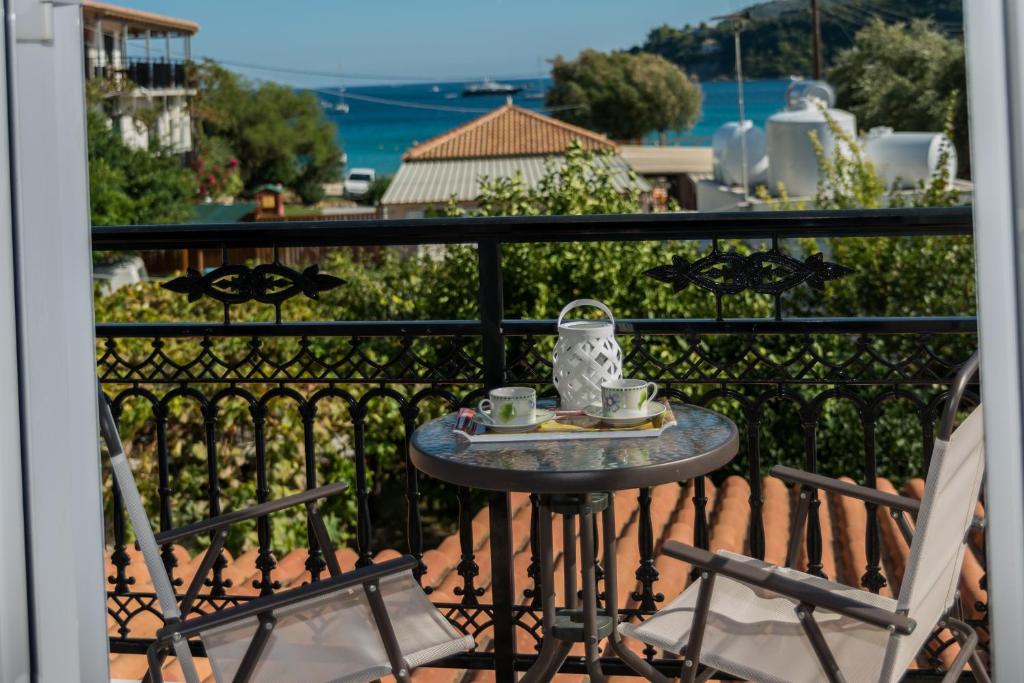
410, 402, 739, 682
410, 403, 739, 494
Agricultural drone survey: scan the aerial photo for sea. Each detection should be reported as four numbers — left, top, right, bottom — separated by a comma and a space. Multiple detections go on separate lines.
313, 78, 792, 176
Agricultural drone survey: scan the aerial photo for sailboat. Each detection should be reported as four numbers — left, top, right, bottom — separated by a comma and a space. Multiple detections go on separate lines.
334, 85, 349, 113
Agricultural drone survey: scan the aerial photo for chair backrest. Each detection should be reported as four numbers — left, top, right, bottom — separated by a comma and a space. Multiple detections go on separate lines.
881, 354, 983, 679
98, 386, 202, 683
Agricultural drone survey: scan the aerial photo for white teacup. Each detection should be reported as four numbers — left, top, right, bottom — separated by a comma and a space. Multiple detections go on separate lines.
478, 387, 537, 426
601, 379, 658, 418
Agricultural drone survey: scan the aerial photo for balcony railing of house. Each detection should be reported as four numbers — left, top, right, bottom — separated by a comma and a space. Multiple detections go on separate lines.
94, 207, 983, 680
121, 58, 189, 89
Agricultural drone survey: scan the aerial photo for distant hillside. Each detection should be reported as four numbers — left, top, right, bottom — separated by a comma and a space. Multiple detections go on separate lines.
634, 0, 962, 80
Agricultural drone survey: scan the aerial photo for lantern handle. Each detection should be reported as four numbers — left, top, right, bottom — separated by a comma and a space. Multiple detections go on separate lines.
557, 299, 616, 328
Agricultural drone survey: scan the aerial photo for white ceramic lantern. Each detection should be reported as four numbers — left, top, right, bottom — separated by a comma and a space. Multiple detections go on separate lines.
552, 299, 623, 409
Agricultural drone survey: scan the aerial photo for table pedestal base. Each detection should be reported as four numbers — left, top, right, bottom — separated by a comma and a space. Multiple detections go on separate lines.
520, 493, 672, 683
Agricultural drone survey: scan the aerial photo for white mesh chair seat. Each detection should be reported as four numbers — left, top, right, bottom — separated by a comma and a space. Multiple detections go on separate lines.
620, 551, 894, 683
204, 570, 474, 683
623, 400, 987, 683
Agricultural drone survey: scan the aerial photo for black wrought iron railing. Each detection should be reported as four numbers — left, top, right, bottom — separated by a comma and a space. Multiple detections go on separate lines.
122, 58, 189, 89
94, 207, 982, 679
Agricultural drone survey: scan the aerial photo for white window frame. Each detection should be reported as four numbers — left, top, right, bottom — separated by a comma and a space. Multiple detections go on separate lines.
964, 0, 1024, 678
4, 0, 109, 680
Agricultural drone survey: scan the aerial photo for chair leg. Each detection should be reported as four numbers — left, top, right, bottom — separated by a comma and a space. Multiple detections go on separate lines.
796, 603, 847, 683
232, 613, 277, 683
681, 572, 716, 683
694, 667, 719, 683
943, 618, 989, 683
145, 641, 166, 683
969, 651, 992, 683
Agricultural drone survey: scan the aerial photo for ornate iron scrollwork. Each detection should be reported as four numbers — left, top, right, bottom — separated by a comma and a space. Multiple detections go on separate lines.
162, 263, 345, 304
644, 250, 853, 295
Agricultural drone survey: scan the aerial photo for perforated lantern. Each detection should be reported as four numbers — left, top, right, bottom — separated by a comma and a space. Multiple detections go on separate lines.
552, 299, 623, 409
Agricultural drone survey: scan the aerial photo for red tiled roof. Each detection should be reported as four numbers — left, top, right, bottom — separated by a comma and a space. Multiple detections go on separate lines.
403, 104, 617, 162
108, 479, 986, 681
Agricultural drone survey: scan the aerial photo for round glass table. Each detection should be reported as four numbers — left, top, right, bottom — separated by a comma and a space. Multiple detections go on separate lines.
410, 404, 739, 682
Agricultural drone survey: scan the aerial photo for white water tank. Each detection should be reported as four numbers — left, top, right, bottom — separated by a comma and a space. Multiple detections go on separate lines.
711, 120, 769, 189
786, 80, 836, 109
766, 98, 856, 197
863, 127, 957, 189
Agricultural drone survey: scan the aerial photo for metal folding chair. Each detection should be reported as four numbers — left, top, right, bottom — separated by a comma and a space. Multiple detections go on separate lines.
98, 387, 473, 683
621, 353, 990, 683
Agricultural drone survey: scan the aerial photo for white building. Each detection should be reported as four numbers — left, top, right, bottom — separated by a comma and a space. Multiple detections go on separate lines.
82, 0, 198, 154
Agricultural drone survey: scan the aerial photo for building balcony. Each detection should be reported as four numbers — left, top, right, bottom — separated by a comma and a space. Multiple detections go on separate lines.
94, 208, 986, 681
121, 59, 189, 90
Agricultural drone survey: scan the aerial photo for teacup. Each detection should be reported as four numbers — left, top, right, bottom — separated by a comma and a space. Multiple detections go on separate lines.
601, 379, 658, 418
478, 387, 537, 426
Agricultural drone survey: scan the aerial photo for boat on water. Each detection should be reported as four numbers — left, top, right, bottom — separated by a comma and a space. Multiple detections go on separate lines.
462, 79, 522, 97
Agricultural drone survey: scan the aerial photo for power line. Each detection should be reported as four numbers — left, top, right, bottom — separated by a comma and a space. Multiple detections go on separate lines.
308, 87, 578, 115
197, 56, 543, 84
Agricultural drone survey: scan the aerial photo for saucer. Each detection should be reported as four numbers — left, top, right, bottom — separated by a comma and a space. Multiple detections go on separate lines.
583, 402, 668, 428
472, 408, 557, 434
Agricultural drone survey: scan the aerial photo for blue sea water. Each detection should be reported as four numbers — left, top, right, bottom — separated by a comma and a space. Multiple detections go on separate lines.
316, 78, 791, 176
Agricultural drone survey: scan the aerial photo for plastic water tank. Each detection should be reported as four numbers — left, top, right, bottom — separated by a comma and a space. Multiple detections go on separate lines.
711, 120, 769, 189
863, 127, 957, 189
786, 80, 836, 109
766, 98, 856, 197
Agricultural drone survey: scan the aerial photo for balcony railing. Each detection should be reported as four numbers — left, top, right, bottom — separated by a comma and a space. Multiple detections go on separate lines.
94, 207, 983, 680
121, 59, 189, 90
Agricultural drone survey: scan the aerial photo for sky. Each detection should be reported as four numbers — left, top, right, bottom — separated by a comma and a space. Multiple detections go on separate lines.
114, 0, 745, 87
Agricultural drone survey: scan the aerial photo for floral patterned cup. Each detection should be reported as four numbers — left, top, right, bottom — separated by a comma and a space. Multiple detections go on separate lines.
478, 387, 537, 425
601, 379, 658, 418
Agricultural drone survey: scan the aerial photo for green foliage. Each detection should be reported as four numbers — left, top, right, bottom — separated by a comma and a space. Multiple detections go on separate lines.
98, 134, 976, 557
634, 0, 962, 81
193, 135, 243, 201
87, 111, 197, 227
442, 140, 643, 217
191, 60, 343, 203
808, 110, 886, 210
829, 18, 969, 176
546, 50, 701, 141
365, 175, 393, 206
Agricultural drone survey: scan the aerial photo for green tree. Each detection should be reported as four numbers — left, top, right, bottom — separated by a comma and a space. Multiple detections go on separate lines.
546, 50, 701, 142
442, 140, 643, 217
829, 18, 969, 176
87, 111, 196, 227
634, 0, 963, 81
191, 60, 343, 204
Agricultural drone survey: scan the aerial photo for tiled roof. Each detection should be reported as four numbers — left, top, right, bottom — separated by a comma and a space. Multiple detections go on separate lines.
381, 155, 649, 206
108, 476, 986, 682
403, 104, 617, 161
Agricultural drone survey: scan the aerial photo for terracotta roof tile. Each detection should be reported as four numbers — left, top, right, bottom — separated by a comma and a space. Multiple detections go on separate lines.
109, 473, 987, 680
403, 104, 616, 161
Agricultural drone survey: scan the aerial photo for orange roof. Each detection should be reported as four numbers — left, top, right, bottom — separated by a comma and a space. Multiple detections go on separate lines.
403, 103, 616, 161
107, 474, 987, 680
83, 0, 199, 35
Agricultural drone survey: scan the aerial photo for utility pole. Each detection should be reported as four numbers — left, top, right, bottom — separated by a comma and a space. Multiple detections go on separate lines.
810, 0, 823, 79
712, 10, 752, 201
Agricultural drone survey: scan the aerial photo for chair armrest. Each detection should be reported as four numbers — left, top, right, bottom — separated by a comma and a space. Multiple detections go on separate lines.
153, 481, 348, 546
662, 541, 916, 635
156, 555, 417, 641
771, 465, 920, 515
